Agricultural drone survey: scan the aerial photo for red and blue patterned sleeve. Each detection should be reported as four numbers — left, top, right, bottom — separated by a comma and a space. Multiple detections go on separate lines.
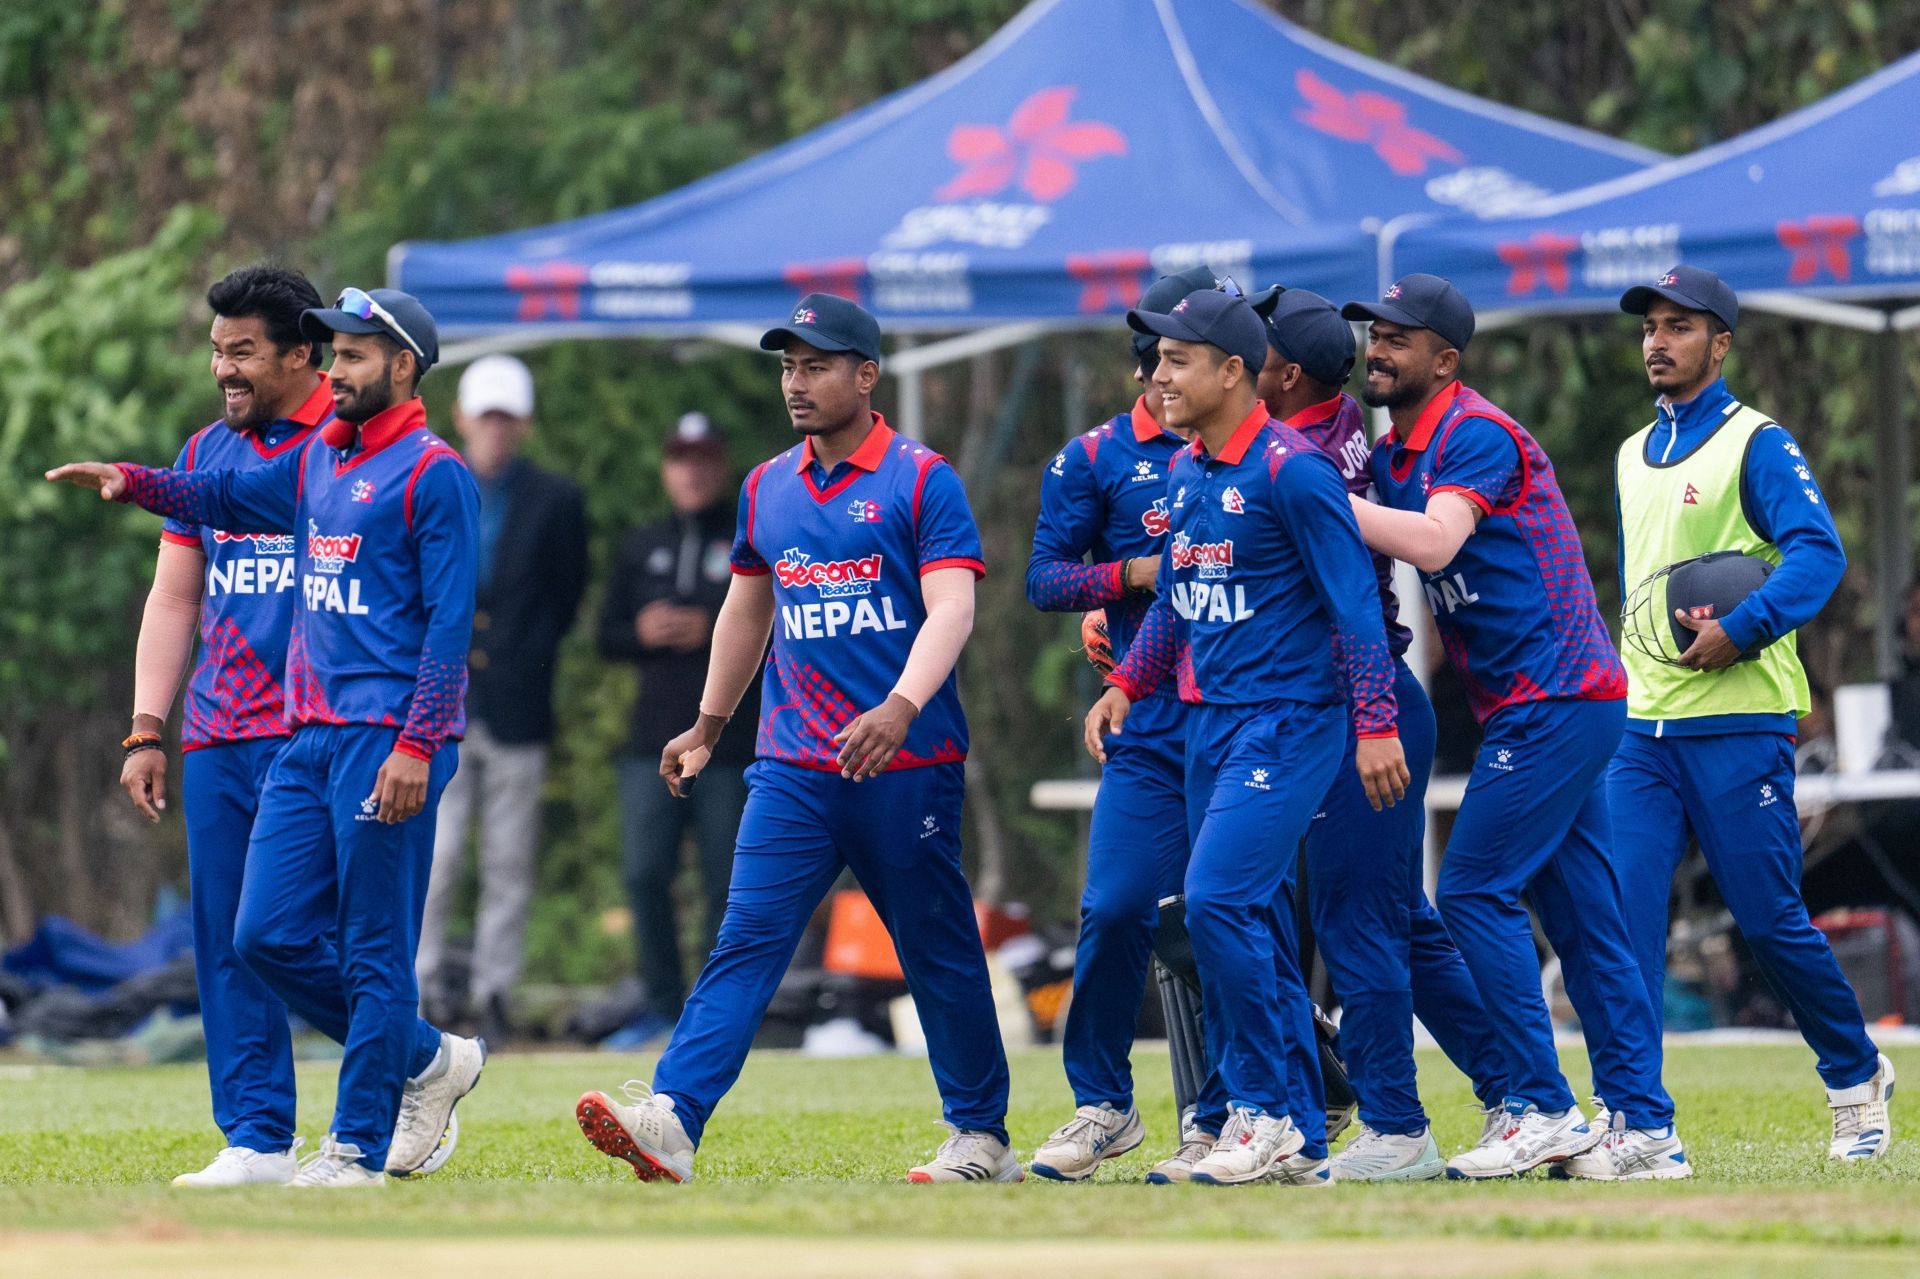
116, 448, 301, 534
1429, 416, 1523, 515
1025, 437, 1126, 611
913, 458, 986, 578
396, 455, 478, 760
1105, 583, 1180, 702
1272, 449, 1397, 737
729, 465, 770, 576
159, 434, 201, 547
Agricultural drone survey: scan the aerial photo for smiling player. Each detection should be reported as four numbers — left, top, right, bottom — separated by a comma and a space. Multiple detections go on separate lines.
48, 286, 486, 1188
1250, 285, 1507, 1182
1087, 287, 1405, 1186
1341, 274, 1679, 1180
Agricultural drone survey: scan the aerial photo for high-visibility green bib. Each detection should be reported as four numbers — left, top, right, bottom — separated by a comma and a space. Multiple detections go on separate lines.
1616, 403, 1810, 722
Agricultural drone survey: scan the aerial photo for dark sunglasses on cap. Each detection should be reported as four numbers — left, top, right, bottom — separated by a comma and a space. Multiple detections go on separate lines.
336, 288, 426, 361
1215, 275, 1244, 299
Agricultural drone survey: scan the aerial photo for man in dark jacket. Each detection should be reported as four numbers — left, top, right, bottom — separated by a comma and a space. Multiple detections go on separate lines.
598, 412, 759, 1047
418, 355, 587, 1041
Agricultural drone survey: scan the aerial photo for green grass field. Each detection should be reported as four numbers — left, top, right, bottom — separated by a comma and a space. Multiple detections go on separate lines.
1, 1043, 1916, 1277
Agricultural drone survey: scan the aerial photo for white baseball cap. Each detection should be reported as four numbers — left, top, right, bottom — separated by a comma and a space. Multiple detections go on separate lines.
458, 354, 535, 418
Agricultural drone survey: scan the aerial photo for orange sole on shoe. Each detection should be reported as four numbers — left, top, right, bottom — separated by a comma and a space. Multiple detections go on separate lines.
575, 1092, 684, 1184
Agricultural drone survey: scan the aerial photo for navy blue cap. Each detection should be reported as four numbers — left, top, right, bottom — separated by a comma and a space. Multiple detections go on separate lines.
760, 293, 883, 364
1621, 265, 1739, 333
1128, 289, 1267, 374
1342, 273, 1475, 352
301, 287, 439, 372
1261, 289, 1355, 386
1131, 267, 1220, 365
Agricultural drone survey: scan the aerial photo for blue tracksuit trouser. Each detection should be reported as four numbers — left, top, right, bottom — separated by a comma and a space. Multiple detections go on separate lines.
653, 760, 1010, 1146
1305, 663, 1507, 1135
1183, 698, 1346, 1157
233, 724, 450, 1167
1063, 706, 1195, 1114
1437, 697, 1674, 1129
183, 737, 297, 1153
1606, 729, 1878, 1090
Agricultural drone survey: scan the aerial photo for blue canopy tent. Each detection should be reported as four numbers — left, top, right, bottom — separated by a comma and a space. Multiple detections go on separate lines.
390, 0, 1655, 434
1384, 52, 1920, 674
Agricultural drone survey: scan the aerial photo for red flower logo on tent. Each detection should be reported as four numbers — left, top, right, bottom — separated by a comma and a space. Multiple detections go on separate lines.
1066, 250, 1150, 313
1496, 232, 1581, 295
506, 262, 589, 320
1294, 70, 1463, 176
782, 259, 866, 302
1777, 215, 1860, 283
938, 87, 1128, 203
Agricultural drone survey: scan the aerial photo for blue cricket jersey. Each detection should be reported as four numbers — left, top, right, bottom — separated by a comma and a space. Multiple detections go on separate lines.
160, 375, 333, 749
731, 414, 984, 771
1026, 394, 1186, 739
117, 397, 479, 760
1108, 404, 1397, 737
1284, 391, 1412, 660
1369, 380, 1626, 725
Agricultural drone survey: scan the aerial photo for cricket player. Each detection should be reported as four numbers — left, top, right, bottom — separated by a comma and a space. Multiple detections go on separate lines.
1087, 287, 1407, 1186
574, 294, 1015, 1185
1608, 266, 1893, 1164
121, 265, 332, 1186
1024, 266, 1228, 1184
1250, 287, 1508, 1182
48, 287, 486, 1188
1341, 274, 1680, 1180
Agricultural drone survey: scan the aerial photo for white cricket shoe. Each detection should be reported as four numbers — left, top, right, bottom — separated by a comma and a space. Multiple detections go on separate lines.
1189, 1107, 1304, 1186
1331, 1123, 1445, 1183
1828, 1053, 1896, 1161
171, 1139, 304, 1188
907, 1125, 1023, 1183
1029, 1103, 1144, 1182
1589, 1094, 1611, 1133
1445, 1104, 1601, 1179
387, 1033, 486, 1176
287, 1136, 385, 1188
1558, 1114, 1692, 1181
1145, 1119, 1217, 1185
576, 1080, 697, 1183
1472, 1104, 1509, 1154
1267, 1151, 1333, 1187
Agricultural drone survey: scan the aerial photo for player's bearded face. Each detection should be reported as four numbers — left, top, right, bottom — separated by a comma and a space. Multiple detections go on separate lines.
209, 314, 312, 432
1642, 300, 1717, 396
1360, 321, 1440, 412
328, 332, 404, 424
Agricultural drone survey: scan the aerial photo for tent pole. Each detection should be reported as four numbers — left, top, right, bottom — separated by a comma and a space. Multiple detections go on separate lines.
899, 366, 926, 441
1872, 321, 1912, 679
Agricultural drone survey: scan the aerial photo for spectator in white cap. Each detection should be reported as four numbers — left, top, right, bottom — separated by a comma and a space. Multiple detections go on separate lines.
596, 411, 758, 1049
417, 354, 588, 1044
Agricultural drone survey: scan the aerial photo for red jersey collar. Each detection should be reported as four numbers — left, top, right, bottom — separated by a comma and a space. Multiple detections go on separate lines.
1282, 392, 1344, 430
1202, 402, 1273, 466
1130, 394, 1167, 442
324, 396, 426, 456
795, 413, 895, 474
1390, 380, 1461, 453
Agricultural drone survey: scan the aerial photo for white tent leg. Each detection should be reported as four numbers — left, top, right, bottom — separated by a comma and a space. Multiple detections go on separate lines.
899, 366, 926, 441
1872, 325, 1912, 678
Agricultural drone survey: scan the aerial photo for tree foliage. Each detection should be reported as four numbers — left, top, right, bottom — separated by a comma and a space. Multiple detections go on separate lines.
1, 1, 1915, 970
